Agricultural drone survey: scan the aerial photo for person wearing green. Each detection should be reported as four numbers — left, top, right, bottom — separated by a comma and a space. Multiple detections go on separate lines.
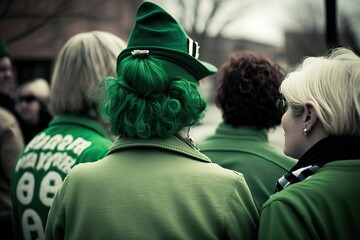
258, 48, 360, 239
45, 2, 259, 240
200, 51, 296, 212
10, 31, 126, 240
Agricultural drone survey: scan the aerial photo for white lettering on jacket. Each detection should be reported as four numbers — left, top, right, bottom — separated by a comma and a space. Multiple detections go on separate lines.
14, 133, 94, 240
16, 133, 91, 174
24, 133, 91, 156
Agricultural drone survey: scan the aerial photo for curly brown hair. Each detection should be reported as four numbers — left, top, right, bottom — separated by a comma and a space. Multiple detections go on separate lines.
215, 51, 285, 129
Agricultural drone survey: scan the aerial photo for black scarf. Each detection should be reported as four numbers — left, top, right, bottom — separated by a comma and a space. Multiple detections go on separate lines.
275, 136, 360, 193
291, 136, 360, 171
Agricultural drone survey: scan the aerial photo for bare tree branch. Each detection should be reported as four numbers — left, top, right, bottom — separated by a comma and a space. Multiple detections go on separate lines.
200, 0, 222, 36
6, 0, 73, 44
192, 0, 202, 33
175, 0, 186, 26
211, 0, 253, 36
0, 0, 13, 20
154, 0, 253, 38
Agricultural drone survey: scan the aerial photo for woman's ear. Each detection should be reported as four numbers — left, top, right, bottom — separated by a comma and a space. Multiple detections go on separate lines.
303, 103, 318, 132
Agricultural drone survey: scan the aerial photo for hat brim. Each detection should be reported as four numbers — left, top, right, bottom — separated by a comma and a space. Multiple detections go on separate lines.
118, 47, 217, 81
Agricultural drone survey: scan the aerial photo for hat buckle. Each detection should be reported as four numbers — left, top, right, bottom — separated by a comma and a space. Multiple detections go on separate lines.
131, 49, 150, 57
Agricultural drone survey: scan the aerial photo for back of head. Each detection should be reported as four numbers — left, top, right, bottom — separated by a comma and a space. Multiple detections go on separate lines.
216, 51, 285, 129
50, 31, 126, 118
281, 47, 360, 136
99, 2, 216, 139
101, 54, 207, 139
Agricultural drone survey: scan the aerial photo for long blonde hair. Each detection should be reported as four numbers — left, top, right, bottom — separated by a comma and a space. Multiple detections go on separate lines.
50, 31, 126, 118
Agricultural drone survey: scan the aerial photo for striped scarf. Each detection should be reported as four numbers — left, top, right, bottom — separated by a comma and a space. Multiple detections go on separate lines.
275, 164, 323, 192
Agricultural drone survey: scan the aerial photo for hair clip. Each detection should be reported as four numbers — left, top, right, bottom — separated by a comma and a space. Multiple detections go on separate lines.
131, 50, 149, 57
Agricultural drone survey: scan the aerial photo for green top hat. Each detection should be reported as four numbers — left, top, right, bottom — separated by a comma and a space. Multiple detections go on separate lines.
117, 2, 217, 81
0, 39, 11, 59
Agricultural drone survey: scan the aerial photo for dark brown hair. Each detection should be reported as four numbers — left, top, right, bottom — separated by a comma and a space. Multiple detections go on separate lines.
215, 51, 285, 129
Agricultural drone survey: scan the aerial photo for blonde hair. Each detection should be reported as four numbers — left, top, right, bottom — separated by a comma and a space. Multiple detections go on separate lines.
17, 78, 50, 106
281, 47, 360, 136
50, 31, 126, 118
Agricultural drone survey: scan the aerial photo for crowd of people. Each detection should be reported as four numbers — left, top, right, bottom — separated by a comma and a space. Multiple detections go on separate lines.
0, 1, 359, 240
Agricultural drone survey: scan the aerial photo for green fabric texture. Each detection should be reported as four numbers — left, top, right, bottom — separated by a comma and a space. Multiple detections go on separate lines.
0, 39, 10, 59
258, 160, 360, 239
10, 115, 112, 240
117, 2, 217, 81
45, 135, 260, 239
199, 123, 296, 212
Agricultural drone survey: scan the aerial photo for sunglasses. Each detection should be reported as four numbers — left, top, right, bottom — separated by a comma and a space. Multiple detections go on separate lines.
19, 95, 37, 103
276, 94, 288, 113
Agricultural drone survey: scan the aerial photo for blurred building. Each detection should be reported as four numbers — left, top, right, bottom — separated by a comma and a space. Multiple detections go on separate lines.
0, 0, 141, 84
285, 31, 355, 66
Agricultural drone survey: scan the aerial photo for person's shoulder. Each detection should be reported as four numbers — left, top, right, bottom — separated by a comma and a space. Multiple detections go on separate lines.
79, 130, 113, 149
71, 159, 100, 172
324, 159, 360, 169
0, 106, 22, 135
85, 134, 112, 147
262, 175, 329, 210
63, 160, 101, 182
75, 141, 110, 164
261, 188, 300, 213
201, 162, 247, 184
260, 143, 297, 165
81, 135, 112, 156
65, 157, 114, 187
0, 106, 17, 124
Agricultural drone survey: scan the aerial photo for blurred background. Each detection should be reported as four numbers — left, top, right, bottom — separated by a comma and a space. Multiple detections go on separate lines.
1, 0, 359, 147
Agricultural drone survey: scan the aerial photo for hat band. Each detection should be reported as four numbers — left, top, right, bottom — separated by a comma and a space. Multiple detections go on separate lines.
187, 38, 199, 59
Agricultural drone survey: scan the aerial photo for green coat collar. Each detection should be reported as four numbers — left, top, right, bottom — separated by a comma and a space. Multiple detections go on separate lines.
108, 134, 211, 163
199, 123, 283, 162
200, 123, 269, 150
49, 115, 109, 137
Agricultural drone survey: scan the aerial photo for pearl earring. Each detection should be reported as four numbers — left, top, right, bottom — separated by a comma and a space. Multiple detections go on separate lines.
303, 128, 309, 136
303, 124, 309, 136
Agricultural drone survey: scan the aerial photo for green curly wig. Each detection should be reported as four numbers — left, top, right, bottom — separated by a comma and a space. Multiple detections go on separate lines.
98, 56, 207, 139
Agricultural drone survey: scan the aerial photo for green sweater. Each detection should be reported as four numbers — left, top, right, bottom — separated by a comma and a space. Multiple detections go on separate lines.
11, 115, 112, 240
199, 123, 296, 211
45, 135, 259, 240
258, 160, 360, 239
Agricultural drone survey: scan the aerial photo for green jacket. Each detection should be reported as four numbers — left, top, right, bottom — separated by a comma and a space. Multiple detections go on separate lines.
199, 123, 296, 211
11, 115, 112, 240
45, 135, 259, 240
258, 160, 360, 239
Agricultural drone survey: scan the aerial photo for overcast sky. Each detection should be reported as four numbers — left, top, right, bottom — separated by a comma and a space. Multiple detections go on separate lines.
220, 0, 288, 46
155, 0, 359, 47
219, 0, 359, 46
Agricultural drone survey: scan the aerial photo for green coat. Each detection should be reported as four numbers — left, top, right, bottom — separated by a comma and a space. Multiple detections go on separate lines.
45, 135, 259, 240
199, 123, 296, 211
258, 160, 360, 239
11, 115, 112, 240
